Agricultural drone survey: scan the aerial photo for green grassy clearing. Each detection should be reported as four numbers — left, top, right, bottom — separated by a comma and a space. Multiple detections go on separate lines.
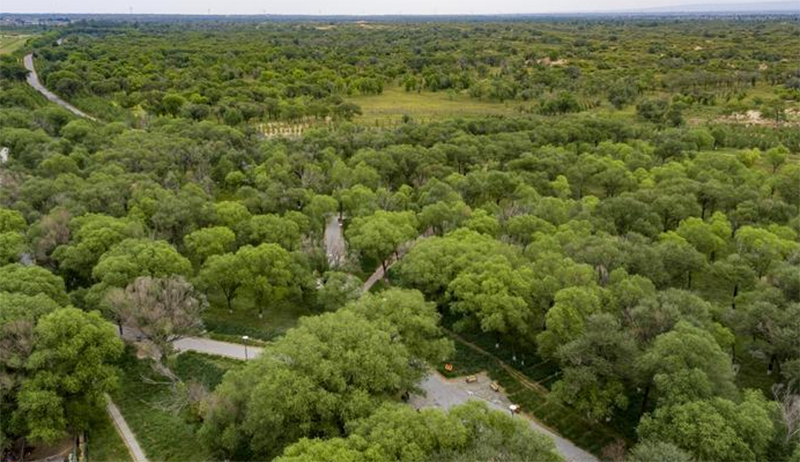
86, 412, 133, 462
0, 34, 34, 54
348, 85, 530, 125
110, 349, 243, 462
202, 293, 314, 341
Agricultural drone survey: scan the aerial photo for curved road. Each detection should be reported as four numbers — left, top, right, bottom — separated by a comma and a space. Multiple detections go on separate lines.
23, 54, 97, 121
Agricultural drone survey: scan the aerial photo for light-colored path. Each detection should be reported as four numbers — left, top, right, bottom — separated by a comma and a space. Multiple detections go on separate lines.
173, 336, 264, 360
324, 215, 346, 267
120, 326, 263, 360
105, 394, 149, 462
23, 53, 97, 121
412, 372, 598, 462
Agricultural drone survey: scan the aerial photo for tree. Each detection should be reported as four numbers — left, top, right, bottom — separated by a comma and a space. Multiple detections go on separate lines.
278, 401, 562, 462
448, 256, 539, 343
0, 208, 26, 234
53, 214, 144, 284
14, 308, 123, 444
627, 440, 694, 462
197, 253, 244, 313
735, 226, 798, 277
552, 313, 637, 421
184, 226, 236, 265
637, 322, 737, 412
110, 276, 204, 362
245, 214, 301, 250
347, 211, 417, 272
0, 264, 69, 306
638, 391, 777, 462
766, 145, 789, 173
92, 238, 192, 288
0, 232, 25, 265
537, 286, 603, 359
418, 201, 471, 236
236, 243, 311, 318
200, 310, 424, 459
314, 271, 362, 312
344, 288, 453, 364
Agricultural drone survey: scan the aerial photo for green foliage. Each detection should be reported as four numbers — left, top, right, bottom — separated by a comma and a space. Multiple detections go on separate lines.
15, 308, 123, 444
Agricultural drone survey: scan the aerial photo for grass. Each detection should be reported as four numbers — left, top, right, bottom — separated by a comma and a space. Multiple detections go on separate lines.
348, 85, 530, 125
0, 34, 34, 54
202, 293, 314, 341
86, 412, 133, 462
110, 349, 243, 462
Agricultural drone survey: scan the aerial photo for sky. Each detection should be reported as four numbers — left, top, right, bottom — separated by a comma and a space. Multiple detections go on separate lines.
0, 0, 790, 15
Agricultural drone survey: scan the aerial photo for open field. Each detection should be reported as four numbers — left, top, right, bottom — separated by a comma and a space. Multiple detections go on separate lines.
0, 34, 34, 54
349, 85, 531, 124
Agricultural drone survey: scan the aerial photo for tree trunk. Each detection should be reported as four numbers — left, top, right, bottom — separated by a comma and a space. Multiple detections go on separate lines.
686, 271, 692, 290
731, 283, 738, 310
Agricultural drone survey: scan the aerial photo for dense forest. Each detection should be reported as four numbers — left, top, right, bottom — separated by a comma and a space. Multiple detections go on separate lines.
0, 14, 799, 462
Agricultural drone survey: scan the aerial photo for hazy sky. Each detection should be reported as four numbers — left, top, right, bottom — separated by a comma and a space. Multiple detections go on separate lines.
0, 0, 786, 15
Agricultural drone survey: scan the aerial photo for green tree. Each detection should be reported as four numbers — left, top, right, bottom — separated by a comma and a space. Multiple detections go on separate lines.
14, 308, 123, 444
184, 226, 236, 265
200, 309, 423, 459
236, 243, 311, 318
347, 211, 417, 272
537, 286, 603, 359
638, 391, 777, 462
92, 238, 192, 288
344, 288, 453, 364
552, 313, 637, 421
197, 253, 244, 313
0, 264, 68, 306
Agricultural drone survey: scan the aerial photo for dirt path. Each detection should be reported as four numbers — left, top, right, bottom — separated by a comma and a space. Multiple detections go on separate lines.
23, 54, 97, 121
411, 372, 598, 462
105, 395, 149, 462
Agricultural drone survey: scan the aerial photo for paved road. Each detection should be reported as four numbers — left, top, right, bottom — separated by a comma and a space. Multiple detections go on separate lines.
105, 395, 150, 462
411, 372, 598, 462
120, 326, 264, 360
23, 54, 97, 121
174, 336, 263, 360
324, 215, 346, 268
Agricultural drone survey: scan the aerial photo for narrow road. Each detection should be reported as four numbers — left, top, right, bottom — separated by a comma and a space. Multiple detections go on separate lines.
105, 395, 149, 462
412, 372, 598, 462
23, 53, 97, 121
174, 336, 263, 360
120, 326, 263, 360
323, 215, 346, 268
